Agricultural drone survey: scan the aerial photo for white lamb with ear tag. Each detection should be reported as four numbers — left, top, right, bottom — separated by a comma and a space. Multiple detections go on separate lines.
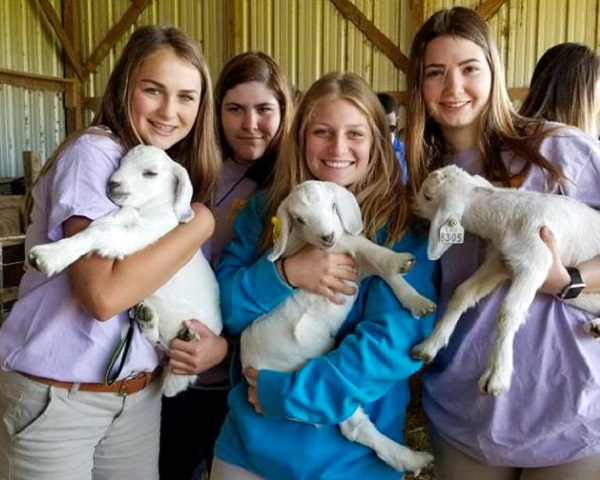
411, 164, 600, 396
240, 180, 435, 475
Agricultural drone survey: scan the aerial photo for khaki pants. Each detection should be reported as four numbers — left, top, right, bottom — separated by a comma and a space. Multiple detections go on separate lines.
432, 429, 600, 480
0, 370, 161, 480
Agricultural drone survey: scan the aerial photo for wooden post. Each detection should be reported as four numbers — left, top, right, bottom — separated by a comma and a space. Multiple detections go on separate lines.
64, 0, 84, 133
22, 151, 42, 195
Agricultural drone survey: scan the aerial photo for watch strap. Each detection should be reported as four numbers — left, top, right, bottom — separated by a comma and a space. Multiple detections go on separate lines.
558, 267, 586, 300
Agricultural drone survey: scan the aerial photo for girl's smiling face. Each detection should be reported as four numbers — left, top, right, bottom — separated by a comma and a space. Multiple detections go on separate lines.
130, 48, 201, 150
305, 98, 372, 187
422, 35, 492, 150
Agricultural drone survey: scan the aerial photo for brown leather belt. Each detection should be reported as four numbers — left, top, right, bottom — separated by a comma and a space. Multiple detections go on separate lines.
19, 368, 162, 396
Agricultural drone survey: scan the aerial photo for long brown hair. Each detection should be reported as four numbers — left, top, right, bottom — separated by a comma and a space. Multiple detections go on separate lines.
26, 25, 221, 215
519, 42, 600, 136
214, 51, 294, 187
406, 7, 562, 195
258, 72, 410, 252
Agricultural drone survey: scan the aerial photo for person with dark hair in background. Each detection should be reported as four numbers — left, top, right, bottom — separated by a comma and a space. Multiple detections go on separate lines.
159, 51, 294, 480
377, 92, 408, 183
519, 42, 600, 137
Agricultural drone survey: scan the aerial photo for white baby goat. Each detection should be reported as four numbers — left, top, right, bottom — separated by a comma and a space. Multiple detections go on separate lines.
28, 145, 222, 397
411, 164, 600, 396
241, 180, 435, 474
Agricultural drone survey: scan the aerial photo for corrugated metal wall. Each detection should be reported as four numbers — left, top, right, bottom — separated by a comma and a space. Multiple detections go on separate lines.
0, 0, 65, 177
2, 0, 600, 177
80, 0, 227, 100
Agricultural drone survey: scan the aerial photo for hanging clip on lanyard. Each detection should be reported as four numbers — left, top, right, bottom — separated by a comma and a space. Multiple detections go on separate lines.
103, 309, 136, 386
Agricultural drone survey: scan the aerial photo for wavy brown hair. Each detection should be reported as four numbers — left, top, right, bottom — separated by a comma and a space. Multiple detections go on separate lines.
258, 72, 410, 252
519, 42, 600, 136
406, 7, 563, 196
26, 25, 221, 215
214, 51, 294, 187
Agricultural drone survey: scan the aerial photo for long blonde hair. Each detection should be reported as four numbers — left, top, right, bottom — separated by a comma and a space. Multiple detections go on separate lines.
406, 7, 562, 195
26, 25, 221, 215
258, 72, 410, 252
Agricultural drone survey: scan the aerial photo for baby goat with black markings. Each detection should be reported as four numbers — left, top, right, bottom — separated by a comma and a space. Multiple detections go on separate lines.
411, 165, 600, 396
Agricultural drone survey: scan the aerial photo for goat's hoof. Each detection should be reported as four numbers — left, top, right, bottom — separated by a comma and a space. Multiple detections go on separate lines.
408, 296, 437, 318
133, 303, 155, 324
395, 254, 416, 274
28, 253, 42, 272
176, 326, 200, 342
478, 368, 510, 396
378, 448, 433, 475
28, 246, 63, 276
588, 320, 600, 339
410, 343, 434, 364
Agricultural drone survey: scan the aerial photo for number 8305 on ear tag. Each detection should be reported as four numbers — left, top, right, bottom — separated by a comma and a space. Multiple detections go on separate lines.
439, 217, 465, 244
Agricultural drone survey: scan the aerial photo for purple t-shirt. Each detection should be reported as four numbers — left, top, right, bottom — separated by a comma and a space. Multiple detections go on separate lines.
0, 132, 160, 382
203, 157, 258, 268
423, 125, 600, 467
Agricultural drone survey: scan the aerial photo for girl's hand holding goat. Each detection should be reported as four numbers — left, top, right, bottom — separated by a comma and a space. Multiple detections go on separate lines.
278, 245, 358, 303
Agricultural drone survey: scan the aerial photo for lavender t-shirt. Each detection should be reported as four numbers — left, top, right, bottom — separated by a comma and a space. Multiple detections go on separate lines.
0, 132, 160, 382
423, 125, 600, 466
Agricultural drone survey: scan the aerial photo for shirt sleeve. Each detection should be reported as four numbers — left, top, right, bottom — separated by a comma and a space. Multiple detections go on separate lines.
216, 194, 294, 335
539, 126, 600, 207
257, 232, 437, 425
47, 135, 122, 241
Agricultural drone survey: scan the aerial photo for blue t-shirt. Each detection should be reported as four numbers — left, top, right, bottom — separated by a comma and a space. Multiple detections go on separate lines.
214, 194, 437, 479
393, 135, 407, 184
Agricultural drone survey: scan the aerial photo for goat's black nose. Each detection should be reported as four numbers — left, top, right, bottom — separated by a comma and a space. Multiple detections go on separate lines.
320, 233, 334, 244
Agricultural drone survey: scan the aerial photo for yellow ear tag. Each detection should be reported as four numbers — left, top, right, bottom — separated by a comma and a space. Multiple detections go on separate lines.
271, 216, 282, 244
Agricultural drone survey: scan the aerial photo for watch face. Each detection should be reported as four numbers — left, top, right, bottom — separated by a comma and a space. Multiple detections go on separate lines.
561, 283, 586, 300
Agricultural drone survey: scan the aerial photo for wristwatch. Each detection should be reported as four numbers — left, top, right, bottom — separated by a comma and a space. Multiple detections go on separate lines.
557, 267, 586, 300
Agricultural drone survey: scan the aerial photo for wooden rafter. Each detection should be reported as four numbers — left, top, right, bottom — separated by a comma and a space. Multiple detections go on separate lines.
0, 68, 74, 92
82, 0, 151, 76
411, 0, 426, 36
477, 0, 508, 20
329, 0, 409, 72
36, 0, 84, 80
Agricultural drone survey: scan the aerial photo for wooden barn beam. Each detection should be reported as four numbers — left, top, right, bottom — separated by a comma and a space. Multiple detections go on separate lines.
411, 0, 426, 36
329, 0, 409, 72
226, 0, 245, 59
82, 0, 151, 76
477, 0, 508, 20
35, 0, 84, 81
0, 68, 74, 92
63, 0, 84, 133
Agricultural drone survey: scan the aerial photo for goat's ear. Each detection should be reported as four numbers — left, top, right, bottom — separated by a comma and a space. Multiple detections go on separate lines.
427, 206, 461, 260
172, 162, 195, 223
268, 200, 291, 261
332, 184, 363, 235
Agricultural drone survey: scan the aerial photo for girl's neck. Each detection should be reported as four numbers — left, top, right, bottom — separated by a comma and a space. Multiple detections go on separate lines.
441, 125, 478, 152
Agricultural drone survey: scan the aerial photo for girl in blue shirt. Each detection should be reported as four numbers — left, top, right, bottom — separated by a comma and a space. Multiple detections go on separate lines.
210, 72, 437, 480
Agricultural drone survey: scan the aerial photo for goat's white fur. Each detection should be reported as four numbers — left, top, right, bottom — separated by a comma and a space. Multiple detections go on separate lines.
240, 180, 434, 474
411, 164, 600, 396
28, 145, 223, 397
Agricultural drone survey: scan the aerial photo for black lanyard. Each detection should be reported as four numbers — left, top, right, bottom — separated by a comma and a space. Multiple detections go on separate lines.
103, 309, 135, 385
